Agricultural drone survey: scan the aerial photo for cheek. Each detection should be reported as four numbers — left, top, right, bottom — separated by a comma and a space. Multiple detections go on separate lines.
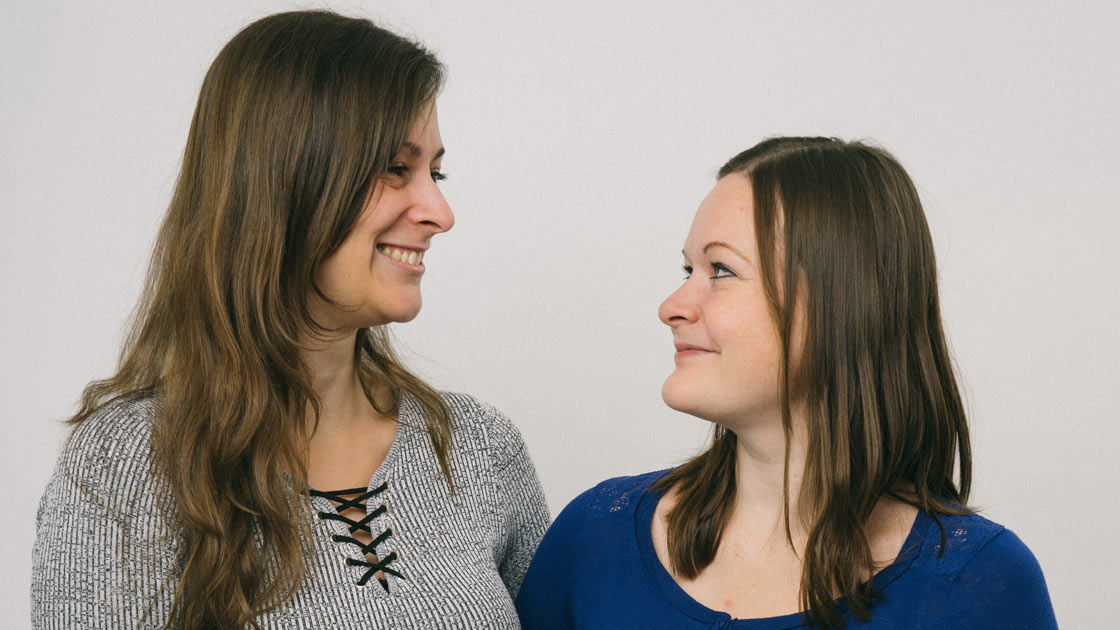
316, 251, 345, 289
361, 190, 409, 233
315, 235, 378, 302
717, 299, 784, 381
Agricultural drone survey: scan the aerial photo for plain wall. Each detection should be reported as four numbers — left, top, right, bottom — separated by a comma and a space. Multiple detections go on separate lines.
3, 1, 1117, 627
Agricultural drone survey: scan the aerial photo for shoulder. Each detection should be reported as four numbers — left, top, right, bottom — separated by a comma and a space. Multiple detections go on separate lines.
50, 395, 159, 512
915, 510, 1022, 579
63, 396, 156, 479
440, 391, 518, 433
939, 511, 1048, 582
517, 471, 669, 620
962, 525, 1047, 580
556, 469, 670, 526
919, 511, 1057, 625
533, 470, 669, 550
524, 470, 667, 576
437, 391, 527, 460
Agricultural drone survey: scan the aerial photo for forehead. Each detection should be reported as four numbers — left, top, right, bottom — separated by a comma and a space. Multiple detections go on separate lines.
410, 103, 441, 142
396, 102, 443, 162
687, 174, 757, 249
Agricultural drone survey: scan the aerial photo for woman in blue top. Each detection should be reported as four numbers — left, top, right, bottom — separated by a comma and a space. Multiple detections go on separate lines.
516, 137, 1057, 629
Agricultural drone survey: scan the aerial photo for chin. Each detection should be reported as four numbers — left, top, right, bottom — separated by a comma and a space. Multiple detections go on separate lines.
386, 302, 422, 324
662, 374, 758, 431
372, 288, 423, 324
661, 374, 711, 421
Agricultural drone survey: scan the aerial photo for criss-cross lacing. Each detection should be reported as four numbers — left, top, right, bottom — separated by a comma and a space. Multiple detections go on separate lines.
311, 481, 402, 591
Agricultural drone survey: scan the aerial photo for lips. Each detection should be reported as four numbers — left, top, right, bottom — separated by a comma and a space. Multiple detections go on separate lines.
673, 342, 715, 362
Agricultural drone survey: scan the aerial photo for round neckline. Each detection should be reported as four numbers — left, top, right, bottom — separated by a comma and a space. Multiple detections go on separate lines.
633, 475, 929, 629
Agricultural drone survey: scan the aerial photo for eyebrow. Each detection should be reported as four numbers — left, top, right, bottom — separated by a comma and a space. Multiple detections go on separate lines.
399, 141, 445, 161
701, 241, 754, 265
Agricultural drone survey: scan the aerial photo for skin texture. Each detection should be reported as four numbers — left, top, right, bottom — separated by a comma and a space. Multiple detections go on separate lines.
659, 174, 784, 432
654, 175, 915, 619
313, 102, 453, 332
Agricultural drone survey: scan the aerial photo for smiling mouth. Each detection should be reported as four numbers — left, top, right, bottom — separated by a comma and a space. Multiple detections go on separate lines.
377, 245, 424, 267
674, 343, 713, 354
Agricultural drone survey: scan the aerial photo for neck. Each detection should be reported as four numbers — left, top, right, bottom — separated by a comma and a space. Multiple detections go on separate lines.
728, 402, 810, 542
299, 328, 372, 433
299, 327, 400, 491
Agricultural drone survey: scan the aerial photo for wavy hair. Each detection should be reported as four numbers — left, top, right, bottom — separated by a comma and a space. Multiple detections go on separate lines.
654, 137, 972, 627
70, 11, 451, 628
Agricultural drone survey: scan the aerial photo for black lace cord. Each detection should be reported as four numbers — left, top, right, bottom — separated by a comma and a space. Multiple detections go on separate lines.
311, 482, 400, 589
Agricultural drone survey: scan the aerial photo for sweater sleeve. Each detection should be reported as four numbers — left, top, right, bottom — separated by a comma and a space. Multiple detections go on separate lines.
31, 401, 178, 629
945, 528, 1058, 629
488, 408, 550, 600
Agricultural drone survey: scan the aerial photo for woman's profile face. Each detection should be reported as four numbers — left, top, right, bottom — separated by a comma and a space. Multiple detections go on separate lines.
313, 103, 453, 331
658, 174, 786, 430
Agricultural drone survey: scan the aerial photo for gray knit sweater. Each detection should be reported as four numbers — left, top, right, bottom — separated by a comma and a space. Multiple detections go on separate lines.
31, 391, 550, 629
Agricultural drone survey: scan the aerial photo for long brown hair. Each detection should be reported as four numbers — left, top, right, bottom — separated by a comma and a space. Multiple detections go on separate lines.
70, 11, 452, 628
654, 137, 972, 627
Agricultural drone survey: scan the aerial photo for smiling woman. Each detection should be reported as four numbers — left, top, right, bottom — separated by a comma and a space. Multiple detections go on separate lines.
516, 137, 1058, 629
30, 10, 547, 629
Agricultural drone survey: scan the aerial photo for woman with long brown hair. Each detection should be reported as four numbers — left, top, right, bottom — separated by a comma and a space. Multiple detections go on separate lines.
31, 10, 548, 629
516, 137, 1056, 628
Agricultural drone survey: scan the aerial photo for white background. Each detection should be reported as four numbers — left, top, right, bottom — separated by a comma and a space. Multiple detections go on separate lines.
3, 1, 1117, 627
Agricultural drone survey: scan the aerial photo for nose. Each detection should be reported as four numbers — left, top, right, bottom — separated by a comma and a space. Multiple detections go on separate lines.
658, 280, 699, 328
412, 178, 455, 234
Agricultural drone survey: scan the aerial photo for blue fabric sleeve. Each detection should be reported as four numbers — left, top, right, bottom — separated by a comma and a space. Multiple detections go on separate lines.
515, 487, 596, 629
946, 528, 1058, 629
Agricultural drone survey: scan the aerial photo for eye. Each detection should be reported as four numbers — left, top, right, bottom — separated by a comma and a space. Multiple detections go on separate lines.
431, 170, 447, 182
711, 263, 736, 279
387, 163, 408, 178
681, 264, 693, 279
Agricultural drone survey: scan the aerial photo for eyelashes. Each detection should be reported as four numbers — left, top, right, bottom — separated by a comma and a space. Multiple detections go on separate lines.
681, 263, 736, 280
386, 164, 447, 182
711, 262, 735, 278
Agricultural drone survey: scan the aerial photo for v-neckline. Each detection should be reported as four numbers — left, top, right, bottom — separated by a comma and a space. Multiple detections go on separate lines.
307, 391, 412, 495
307, 392, 416, 593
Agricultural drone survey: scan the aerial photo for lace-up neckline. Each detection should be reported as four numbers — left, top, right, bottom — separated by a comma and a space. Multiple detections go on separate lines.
311, 481, 401, 592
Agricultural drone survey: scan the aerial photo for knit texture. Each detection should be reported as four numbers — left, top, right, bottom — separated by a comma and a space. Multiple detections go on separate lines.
32, 391, 550, 629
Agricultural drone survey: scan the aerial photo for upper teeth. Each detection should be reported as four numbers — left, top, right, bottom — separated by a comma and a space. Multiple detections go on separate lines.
379, 246, 423, 266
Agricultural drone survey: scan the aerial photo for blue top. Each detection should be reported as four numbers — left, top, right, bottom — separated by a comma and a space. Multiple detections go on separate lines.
516, 470, 1057, 629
